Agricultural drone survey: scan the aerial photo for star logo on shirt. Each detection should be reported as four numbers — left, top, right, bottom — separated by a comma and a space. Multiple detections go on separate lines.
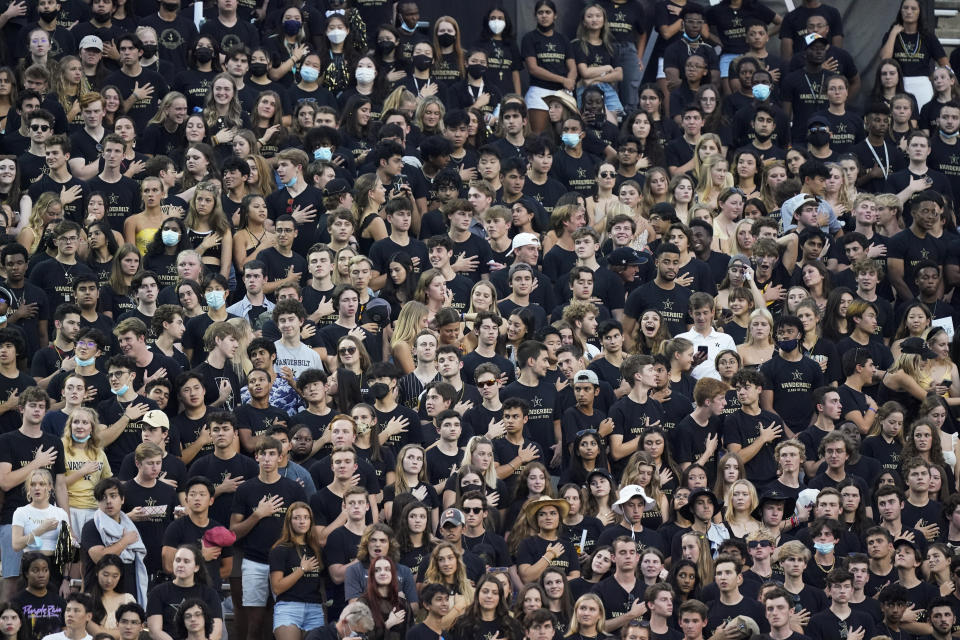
145, 497, 157, 507
545, 42, 557, 52
731, 16, 743, 27
792, 369, 805, 381
921, 248, 931, 259
109, 192, 119, 205
836, 123, 848, 133
662, 299, 674, 310
577, 168, 588, 178
951, 154, 960, 165
594, 55, 604, 65
614, 11, 626, 22
532, 397, 544, 408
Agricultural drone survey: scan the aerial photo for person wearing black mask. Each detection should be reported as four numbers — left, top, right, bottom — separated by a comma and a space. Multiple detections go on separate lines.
136, 26, 174, 79
371, 25, 409, 88
241, 47, 291, 114
782, 32, 832, 144
401, 40, 440, 99
805, 115, 836, 162
735, 104, 788, 163
170, 35, 221, 111
142, 0, 200, 73
446, 49, 501, 118
759, 314, 825, 437
14, 0, 76, 61
71, 0, 122, 56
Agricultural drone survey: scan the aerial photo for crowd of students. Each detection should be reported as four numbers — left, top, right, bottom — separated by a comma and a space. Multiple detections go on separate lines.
2, 2, 960, 640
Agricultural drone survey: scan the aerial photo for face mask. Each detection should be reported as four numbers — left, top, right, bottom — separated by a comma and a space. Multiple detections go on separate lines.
91, 11, 110, 23
313, 147, 332, 161
327, 29, 348, 44
536, 23, 551, 33
195, 47, 214, 63
142, 44, 158, 58
412, 54, 433, 71
376, 40, 396, 55
467, 64, 487, 80
808, 131, 830, 147
400, 22, 415, 33
282, 175, 297, 188
369, 382, 391, 400
161, 1, 179, 11
39, 10, 59, 23
0, 315, 7, 325
355, 67, 376, 84
161, 229, 180, 246
299, 65, 319, 83
488, 19, 506, 35
754, 130, 772, 142
561, 133, 580, 148
752, 84, 771, 101
355, 420, 371, 435
943, 130, 960, 139
461, 482, 483, 494
71, 433, 91, 443
111, 384, 130, 396
249, 62, 268, 76
283, 19, 302, 36
437, 33, 456, 48
813, 542, 835, 554
777, 338, 799, 352
75, 356, 96, 367
205, 290, 226, 309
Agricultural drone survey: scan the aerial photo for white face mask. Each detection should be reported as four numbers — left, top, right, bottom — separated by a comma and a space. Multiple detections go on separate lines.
327, 29, 347, 44
488, 19, 506, 35
355, 67, 376, 84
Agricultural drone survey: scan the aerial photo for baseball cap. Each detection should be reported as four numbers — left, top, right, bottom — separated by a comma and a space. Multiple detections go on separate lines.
573, 369, 599, 386
805, 32, 826, 46
506, 232, 540, 256
900, 336, 937, 360
606, 247, 646, 267
79, 36, 104, 51
322, 178, 350, 198
440, 508, 465, 527
142, 410, 169, 430
807, 114, 831, 129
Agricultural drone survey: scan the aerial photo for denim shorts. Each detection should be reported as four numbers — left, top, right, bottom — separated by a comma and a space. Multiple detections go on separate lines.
720, 53, 738, 78
0, 525, 21, 578
273, 600, 325, 631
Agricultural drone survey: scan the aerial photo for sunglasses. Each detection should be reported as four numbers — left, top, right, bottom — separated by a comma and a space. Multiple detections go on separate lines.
339, 346, 356, 355
462, 507, 484, 514
108, 370, 130, 379
577, 429, 599, 438
599, 171, 616, 179
30, 124, 50, 132
748, 540, 773, 549
477, 379, 497, 388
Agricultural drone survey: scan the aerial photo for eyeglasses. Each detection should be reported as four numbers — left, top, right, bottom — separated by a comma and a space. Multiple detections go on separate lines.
276, 228, 295, 234
477, 379, 498, 388
108, 370, 130, 379
462, 507, 484, 514
599, 171, 616, 179
30, 124, 50, 132
77, 341, 97, 349
809, 126, 829, 133
339, 346, 357, 355
748, 540, 773, 549
59, 236, 79, 242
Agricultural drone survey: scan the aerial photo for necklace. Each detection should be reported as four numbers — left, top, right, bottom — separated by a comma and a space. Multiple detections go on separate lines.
804, 72, 825, 100
898, 31, 922, 56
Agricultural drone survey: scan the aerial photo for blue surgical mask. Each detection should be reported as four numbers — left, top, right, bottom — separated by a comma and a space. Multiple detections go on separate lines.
561, 133, 580, 148
943, 130, 960, 139
313, 147, 332, 161
0, 315, 7, 325
282, 175, 298, 188
813, 542, 835, 554
71, 433, 91, 443
752, 84, 771, 101
75, 356, 96, 367
111, 384, 129, 396
161, 229, 180, 246
777, 338, 799, 353
299, 66, 320, 83
205, 290, 226, 309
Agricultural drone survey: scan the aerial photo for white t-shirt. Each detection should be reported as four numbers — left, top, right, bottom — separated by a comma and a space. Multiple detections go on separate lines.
42, 632, 92, 640
12, 503, 69, 551
273, 340, 325, 377
675, 329, 738, 380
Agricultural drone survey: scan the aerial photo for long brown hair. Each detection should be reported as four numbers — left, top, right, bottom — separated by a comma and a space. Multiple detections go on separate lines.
272, 501, 322, 562
363, 556, 403, 628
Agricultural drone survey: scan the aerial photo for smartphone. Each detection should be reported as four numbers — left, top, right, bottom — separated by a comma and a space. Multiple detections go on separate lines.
697, 345, 708, 356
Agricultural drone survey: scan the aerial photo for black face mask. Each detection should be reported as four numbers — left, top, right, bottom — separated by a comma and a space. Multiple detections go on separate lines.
467, 64, 486, 80
39, 10, 59, 23
249, 62, 268, 77
461, 483, 483, 494
754, 130, 772, 142
808, 131, 830, 147
437, 33, 455, 47
369, 382, 391, 400
536, 23, 552, 33
91, 11, 110, 23
161, 1, 179, 11
141, 44, 158, 58
195, 47, 214, 63
412, 54, 432, 71
376, 40, 396, 55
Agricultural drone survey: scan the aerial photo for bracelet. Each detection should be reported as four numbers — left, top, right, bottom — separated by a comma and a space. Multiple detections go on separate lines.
868, 407, 877, 412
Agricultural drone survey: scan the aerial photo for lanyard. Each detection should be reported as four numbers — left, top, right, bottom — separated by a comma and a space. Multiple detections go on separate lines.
867, 140, 891, 179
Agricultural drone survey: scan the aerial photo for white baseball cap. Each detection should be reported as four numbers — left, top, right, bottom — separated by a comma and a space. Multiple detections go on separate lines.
506, 232, 541, 256
79, 35, 104, 51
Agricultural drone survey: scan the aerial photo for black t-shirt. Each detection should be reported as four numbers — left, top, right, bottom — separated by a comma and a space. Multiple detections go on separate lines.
368, 236, 429, 277
13, 589, 64, 640
161, 514, 233, 584
97, 394, 159, 471
86, 175, 143, 233
806, 609, 875, 640
195, 361, 241, 412
4, 282, 49, 358
146, 581, 222, 637
781, 69, 831, 143
514, 535, 579, 574
230, 476, 307, 563
103, 67, 169, 131
590, 575, 645, 621
624, 281, 691, 335
706, 3, 776, 54
235, 403, 289, 440
596, 523, 666, 554
673, 414, 723, 484
268, 543, 324, 603
265, 186, 326, 258
0, 429, 66, 524
259, 247, 308, 287
28, 259, 96, 314
758, 354, 825, 432
118, 453, 186, 486
493, 436, 544, 497
123, 479, 176, 577
887, 227, 951, 295
550, 150, 599, 198
608, 395, 666, 467
502, 380, 558, 457
308, 455, 380, 496
722, 408, 783, 486
860, 435, 902, 473
188, 452, 260, 525
884, 27, 946, 77
520, 30, 574, 91
707, 597, 768, 636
